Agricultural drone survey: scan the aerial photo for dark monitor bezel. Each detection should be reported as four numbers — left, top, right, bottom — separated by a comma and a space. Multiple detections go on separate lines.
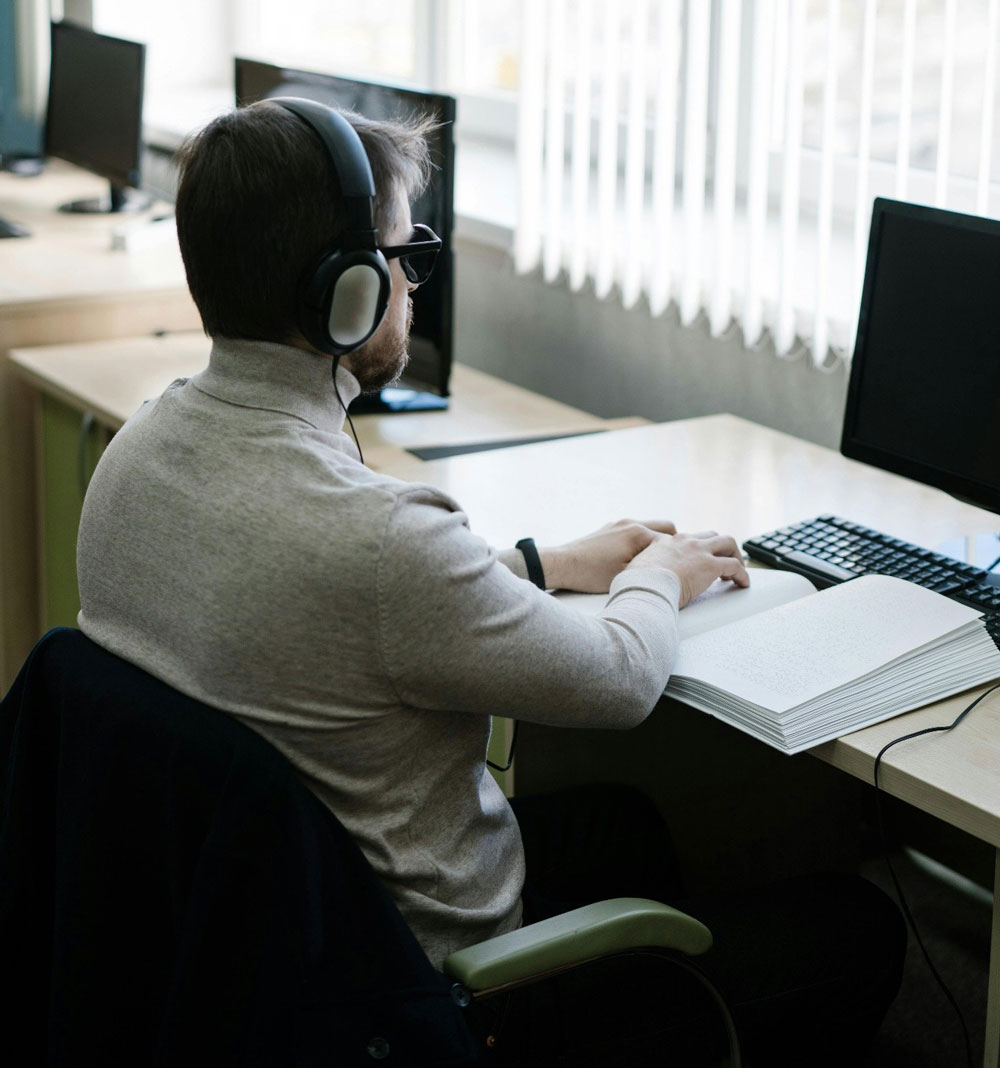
233, 56, 456, 400
44, 20, 146, 191
840, 196, 1000, 517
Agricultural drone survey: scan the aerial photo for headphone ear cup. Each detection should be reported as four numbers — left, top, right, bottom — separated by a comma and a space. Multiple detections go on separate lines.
299, 249, 391, 356
329, 258, 389, 347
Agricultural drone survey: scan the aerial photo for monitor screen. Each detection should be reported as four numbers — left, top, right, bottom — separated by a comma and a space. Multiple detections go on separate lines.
234, 57, 455, 403
841, 198, 1000, 516
45, 21, 144, 192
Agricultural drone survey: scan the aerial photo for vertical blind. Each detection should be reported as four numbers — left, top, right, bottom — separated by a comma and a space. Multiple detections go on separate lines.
515, 0, 1000, 367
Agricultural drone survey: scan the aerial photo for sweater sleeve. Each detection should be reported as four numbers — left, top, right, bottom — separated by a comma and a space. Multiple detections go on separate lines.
497, 547, 529, 581
375, 486, 681, 728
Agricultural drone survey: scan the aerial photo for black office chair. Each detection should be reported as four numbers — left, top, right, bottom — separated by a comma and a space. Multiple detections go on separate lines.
0, 628, 740, 1066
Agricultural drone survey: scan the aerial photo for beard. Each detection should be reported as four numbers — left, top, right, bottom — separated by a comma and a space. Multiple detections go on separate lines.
351, 297, 413, 393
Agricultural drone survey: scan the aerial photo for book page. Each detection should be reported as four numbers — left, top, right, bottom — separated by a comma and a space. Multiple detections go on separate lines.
555, 567, 816, 641
671, 574, 984, 714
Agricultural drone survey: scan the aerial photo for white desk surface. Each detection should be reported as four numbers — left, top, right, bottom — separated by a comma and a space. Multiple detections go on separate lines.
0, 161, 186, 309
401, 414, 1000, 846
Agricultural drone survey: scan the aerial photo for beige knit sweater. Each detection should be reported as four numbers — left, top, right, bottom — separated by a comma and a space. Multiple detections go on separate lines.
77, 338, 681, 967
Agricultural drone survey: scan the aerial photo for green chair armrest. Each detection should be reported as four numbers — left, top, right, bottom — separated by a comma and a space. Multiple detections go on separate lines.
442, 897, 712, 992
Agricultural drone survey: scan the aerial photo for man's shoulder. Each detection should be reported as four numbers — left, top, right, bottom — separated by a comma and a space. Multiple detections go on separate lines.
109, 377, 196, 443
371, 480, 483, 580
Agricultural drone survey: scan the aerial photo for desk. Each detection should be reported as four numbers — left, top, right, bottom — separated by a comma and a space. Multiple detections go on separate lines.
0, 162, 199, 686
396, 414, 1000, 1067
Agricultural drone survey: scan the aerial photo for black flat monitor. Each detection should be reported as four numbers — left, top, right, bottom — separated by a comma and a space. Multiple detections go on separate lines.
235, 57, 455, 413
842, 198, 1000, 527
45, 21, 150, 214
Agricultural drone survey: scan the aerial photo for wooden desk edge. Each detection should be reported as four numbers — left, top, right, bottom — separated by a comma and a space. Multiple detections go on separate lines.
8, 355, 128, 431
812, 730, 1000, 849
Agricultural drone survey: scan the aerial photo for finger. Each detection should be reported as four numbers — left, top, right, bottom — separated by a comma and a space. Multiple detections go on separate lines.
616, 521, 659, 552
703, 534, 744, 560
717, 555, 751, 587
640, 519, 677, 535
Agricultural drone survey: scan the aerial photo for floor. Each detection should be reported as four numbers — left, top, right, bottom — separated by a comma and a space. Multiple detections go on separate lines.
860, 848, 992, 1067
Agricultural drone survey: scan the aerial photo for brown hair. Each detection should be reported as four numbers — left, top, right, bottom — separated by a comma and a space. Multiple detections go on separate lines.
174, 101, 434, 341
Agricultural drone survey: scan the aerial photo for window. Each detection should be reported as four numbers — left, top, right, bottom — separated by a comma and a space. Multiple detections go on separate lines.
515, 0, 1000, 363
236, 0, 420, 84
799, 0, 998, 186
92, 0, 521, 143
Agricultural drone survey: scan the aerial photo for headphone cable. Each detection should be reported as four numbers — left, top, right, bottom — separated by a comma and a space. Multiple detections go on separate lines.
331, 355, 365, 466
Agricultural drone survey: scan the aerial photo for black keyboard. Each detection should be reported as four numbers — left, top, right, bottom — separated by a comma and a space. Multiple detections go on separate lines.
744, 515, 1000, 644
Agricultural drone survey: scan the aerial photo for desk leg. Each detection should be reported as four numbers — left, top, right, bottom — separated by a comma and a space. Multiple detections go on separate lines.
986, 848, 1000, 1068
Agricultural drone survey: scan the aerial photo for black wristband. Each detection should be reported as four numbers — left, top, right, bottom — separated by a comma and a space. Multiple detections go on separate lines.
515, 537, 546, 590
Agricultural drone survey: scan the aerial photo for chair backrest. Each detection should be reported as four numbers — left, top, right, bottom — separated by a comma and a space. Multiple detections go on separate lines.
0, 628, 480, 1067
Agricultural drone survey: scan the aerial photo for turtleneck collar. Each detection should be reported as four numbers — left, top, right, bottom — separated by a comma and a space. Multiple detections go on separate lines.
191, 337, 362, 435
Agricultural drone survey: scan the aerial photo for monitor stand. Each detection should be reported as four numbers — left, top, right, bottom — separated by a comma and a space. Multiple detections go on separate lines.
0, 155, 44, 176
0, 215, 30, 239
349, 387, 449, 415
0, 156, 42, 237
59, 180, 152, 214
935, 531, 1000, 573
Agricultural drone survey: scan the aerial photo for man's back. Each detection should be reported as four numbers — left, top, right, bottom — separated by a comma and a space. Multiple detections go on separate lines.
78, 337, 528, 966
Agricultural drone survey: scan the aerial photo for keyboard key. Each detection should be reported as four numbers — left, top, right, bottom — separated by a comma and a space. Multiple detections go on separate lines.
933, 580, 967, 595
784, 550, 857, 582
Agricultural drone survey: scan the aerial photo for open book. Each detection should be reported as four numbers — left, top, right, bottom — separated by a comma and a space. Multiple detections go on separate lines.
557, 570, 1000, 754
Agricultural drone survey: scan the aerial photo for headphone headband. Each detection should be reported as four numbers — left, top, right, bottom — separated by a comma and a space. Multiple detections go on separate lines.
269, 96, 377, 249
269, 97, 375, 199
265, 96, 391, 357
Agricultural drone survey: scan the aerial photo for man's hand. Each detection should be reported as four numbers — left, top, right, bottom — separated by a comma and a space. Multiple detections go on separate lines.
538, 520, 750, 606
538, 519, 678, 593
625, 530, 750, 607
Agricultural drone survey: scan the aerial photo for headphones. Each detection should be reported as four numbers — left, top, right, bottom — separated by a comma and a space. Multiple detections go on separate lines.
269, 97, 392, 357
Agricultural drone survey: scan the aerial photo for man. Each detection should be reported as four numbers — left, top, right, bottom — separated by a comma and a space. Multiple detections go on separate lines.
77, 101, 903, 1064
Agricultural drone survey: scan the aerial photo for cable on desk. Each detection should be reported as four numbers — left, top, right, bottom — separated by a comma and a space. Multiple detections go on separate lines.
872, 679, 1000, 1068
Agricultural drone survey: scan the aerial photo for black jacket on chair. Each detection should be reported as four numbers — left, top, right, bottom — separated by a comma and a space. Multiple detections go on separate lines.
0, 627, 480, 1067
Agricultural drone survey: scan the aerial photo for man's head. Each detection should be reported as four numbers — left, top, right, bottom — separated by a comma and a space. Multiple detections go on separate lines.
174, 101, 434, 389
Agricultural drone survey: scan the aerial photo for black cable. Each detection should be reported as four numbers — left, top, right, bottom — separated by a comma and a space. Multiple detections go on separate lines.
331, 356, 365, 466
486, 720, 519, 772
872, 679, 1000, 1068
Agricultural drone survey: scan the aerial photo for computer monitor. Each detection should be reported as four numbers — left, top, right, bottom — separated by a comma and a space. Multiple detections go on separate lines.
235, 57, 455, 413
841, 198, 1000, 538
45, 21, 149, 214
